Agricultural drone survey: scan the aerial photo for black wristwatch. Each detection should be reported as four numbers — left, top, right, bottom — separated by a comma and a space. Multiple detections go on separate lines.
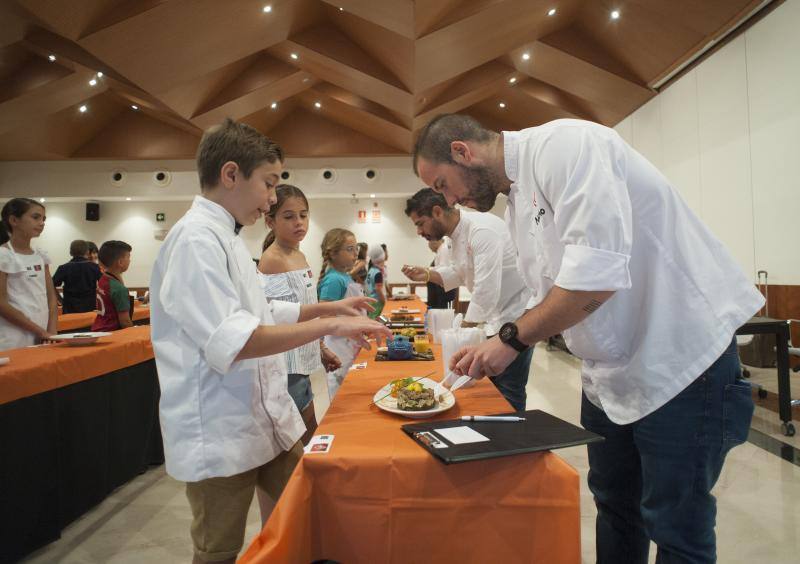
499, 322, 529, 353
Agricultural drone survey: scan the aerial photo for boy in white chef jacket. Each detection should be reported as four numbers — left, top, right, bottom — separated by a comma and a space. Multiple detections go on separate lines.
150, 118, 390, 564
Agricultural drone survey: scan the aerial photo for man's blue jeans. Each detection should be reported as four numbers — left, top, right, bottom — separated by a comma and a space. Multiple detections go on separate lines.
580, 338, 753, 564
490, 346, 533, 412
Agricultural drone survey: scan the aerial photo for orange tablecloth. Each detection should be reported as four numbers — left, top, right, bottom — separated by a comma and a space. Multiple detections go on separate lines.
240, 300, 580, 563
57, 305, 150, 332
0, 325, 153, 405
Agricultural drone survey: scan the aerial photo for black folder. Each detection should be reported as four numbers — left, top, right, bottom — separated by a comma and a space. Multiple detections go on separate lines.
402, 409, 604, 464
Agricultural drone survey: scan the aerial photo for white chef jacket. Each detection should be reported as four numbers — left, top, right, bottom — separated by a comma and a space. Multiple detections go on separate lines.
150, 196, 305, 482
503, 120, 764, 424
433, 236, 453, 267
432, 210, 530, 336
0, 243, 50, 350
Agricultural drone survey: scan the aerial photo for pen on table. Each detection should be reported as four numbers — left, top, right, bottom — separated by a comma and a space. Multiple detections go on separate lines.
461, 415, 526, 422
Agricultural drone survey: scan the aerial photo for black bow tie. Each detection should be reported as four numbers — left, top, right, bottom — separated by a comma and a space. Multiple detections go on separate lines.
234, 222, 242, 235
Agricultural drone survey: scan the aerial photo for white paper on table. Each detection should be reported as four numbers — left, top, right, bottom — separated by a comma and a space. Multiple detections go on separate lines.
434, 426, 490, 445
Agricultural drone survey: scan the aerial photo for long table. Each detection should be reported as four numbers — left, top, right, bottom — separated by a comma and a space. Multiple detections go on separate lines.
0, 326, 163, 562
240, 299, 581, 563
57, 304, 151, 333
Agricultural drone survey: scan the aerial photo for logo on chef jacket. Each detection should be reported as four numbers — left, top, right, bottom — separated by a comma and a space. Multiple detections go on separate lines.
534, 208, 546, 226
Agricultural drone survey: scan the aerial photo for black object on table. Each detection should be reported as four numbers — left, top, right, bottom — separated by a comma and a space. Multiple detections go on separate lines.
0, 360, 163, 563
403, 409, 603, 464
737, 317, 796, 437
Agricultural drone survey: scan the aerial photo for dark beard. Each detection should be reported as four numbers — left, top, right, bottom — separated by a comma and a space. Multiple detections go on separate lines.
456, 163, 500, 212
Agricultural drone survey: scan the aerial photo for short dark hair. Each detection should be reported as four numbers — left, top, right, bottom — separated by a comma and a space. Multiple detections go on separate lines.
69, 239, 89, 258
405, 188, 452, 218
412, 114, 494, 175
196, 118, 284, 190
86, 241, 98, 254
98, 240, 132, 267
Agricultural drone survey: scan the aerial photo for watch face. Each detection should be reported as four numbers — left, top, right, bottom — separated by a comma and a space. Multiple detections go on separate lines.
500, 323, 516, 341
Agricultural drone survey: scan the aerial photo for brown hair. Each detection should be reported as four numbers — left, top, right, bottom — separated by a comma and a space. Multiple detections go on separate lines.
412, 113, 494, 175
319, 228, 355, 281
69, 239, 89, 258
0, 198, 43, 245
196, 118, 284, 190
262, 184, 310, 251
98, 240, 132, 268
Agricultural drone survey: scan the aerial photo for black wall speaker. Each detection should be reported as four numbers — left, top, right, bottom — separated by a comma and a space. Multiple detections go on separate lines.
86, 202, 100, 221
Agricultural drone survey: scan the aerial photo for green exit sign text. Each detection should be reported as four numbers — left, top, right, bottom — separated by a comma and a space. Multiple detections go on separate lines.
156, 213, 165, 222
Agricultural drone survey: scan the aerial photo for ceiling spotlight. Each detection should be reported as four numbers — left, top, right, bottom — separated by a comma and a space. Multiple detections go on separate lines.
509, 77, 517, 84
499, 102, 506, 109
96, 71, 103, 78
314, 101, 321, 109
271, 102, 278, 109
131, 105, 139, 110
48, 54, 56, 62
548, 8, 556, 16
263, 5, 272, 13
39, 198, 45, 203
522, 52, 530, 61
611, 9, 620, 19
290, 53, 299, 60
370, 193, 376, 198
125, 197, 132, 201
339, 6, 343, 10
89, 78, 97, 86
79, 104, 88, 113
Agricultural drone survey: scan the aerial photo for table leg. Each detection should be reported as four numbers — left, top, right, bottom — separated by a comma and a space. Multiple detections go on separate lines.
775, 326, 795, 436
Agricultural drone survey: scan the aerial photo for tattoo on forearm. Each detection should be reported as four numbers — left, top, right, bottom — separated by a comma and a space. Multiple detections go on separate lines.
582, 299, 603, 314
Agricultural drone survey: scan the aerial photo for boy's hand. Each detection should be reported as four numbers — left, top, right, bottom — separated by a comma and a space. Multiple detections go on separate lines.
331, 317, 392, 349
337, 296, 376, 316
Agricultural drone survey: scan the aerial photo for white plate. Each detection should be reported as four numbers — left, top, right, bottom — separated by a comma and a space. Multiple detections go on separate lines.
50, 332, 112, 346
373, 377, 455, 419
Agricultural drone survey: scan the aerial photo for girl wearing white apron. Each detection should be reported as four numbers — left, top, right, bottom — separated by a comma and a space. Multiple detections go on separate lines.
317, 228, 365, 400
0, 198, 58, 351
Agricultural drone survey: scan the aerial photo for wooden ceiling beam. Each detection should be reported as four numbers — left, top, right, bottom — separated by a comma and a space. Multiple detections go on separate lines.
269, 32, 414, 115
320, 0, 415, 39
414, 0, 583, 91
413, 60, 517, 130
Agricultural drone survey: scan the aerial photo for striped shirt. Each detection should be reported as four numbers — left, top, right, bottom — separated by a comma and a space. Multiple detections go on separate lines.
259, 268, 321, 375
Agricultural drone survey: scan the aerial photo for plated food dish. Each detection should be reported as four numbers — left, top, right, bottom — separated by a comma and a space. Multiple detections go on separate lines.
373, 377, 455, 419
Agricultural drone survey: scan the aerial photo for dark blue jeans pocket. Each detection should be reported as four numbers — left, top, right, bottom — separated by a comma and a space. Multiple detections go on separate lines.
722, 381, 754, 450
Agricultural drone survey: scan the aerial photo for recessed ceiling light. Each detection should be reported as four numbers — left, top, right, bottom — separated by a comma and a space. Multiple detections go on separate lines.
548, 8, 556, 16
39, 198, 45, 203
314, 101, 322, 109
522, 52, 530, 61
339, 6, 344, 10
131, 105, 139, 110
89, 78, 97, 86
611, 9, 620, 19
96, 71, 103, 78
270, 102, 278, 109
509, 77, 517, 84
499, 102, 506, 109
290, 53, 299, 60
48, 54, 56, 62
125, 197, 132, 201
263, 5, 272, 13
370, 193, 376, 198
79, 104, 88, 113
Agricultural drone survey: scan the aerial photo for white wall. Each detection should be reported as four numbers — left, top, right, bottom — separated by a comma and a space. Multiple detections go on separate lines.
24, 197, 440, 287
615, 0, 800, 284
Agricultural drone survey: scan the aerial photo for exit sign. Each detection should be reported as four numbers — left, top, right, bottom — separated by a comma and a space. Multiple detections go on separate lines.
156, 213, 165, 222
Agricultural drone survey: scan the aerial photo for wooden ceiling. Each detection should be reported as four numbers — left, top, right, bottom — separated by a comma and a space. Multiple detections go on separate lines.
0, 0, 769, 160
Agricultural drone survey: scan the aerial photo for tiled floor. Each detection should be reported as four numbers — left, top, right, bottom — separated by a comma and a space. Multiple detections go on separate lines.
22, 344, 800, 563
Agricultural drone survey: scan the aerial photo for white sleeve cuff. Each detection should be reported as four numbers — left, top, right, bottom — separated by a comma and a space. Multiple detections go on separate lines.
271, 300, 301, 325
204, 310, 261, 374
555, 244, 632, 291
464, 300, 488, 323
433, 266, 461, 292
